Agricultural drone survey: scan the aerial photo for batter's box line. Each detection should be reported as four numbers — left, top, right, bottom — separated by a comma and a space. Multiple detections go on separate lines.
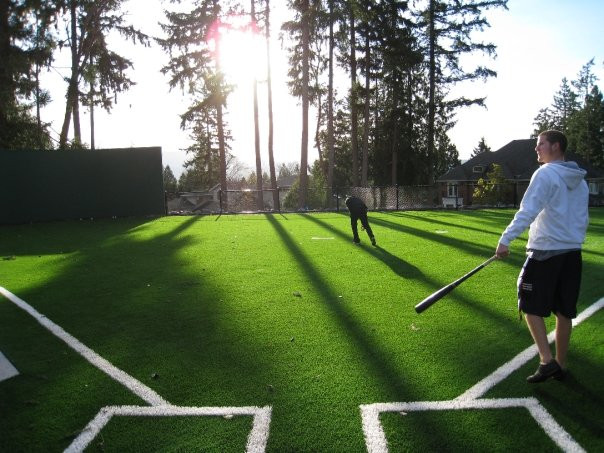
360, 398, 585, 453
65, 405, 272, 453
359, 297, 603, 453
0, 287, 273, 453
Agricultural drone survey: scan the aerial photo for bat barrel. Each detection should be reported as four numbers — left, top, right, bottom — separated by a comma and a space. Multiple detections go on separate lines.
414, 256, 497, 314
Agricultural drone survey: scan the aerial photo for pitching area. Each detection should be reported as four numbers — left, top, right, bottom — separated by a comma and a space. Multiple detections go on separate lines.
1, 285, 602, 452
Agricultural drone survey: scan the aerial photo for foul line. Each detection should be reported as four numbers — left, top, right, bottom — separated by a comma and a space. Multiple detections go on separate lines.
457, 297, 604, 401
0, 286, 167, 406
0, 286, 273, 453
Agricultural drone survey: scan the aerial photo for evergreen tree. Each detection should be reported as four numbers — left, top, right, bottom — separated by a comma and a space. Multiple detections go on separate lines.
0, 1, 59, 149
532, 107, 557, 137
163, 166, 178, 193
282, 0, 318, 208
572, 58, 597, 106
414, 0, 507, 182
550, 77, 580, 133
158, 0, 234, 200
568, 85, 604, 167
264, 0, 279, 209
58, 0, 149, 148
471, 137, 491, 157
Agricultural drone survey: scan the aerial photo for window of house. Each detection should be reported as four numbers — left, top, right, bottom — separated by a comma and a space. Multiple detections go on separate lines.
447, 183, 458, 197
589, 182, 599, 195
472, 165, 484, 173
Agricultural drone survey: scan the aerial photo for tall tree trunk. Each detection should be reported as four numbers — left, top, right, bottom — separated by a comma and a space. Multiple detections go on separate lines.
298, 0, 310, 209
0, 0, 13, 146
327, 0, 335, 208
213, 1, 227, 207
89, 55, 95, 149
361, 31, 370, 187
350, 6, 359, 186
427, 0, 436, 183
251, 0, 263, 210
34, 13, 43, 148
265, 0, 279, 210
314, 93, 323, 161
35, 59, 42, 148
71, 0, 81, 144
60, 0, 79, 148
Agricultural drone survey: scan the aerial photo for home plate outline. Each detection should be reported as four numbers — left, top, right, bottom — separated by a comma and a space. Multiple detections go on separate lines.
359, 298, 604, 453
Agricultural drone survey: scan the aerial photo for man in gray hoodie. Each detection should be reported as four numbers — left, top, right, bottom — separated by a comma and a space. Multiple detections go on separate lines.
495, 130, 589, 383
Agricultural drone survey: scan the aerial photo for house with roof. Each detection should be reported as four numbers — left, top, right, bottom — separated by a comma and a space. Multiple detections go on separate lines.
437, 138, 604, 208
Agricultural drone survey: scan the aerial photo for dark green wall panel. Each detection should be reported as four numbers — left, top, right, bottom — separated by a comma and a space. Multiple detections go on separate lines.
1, 148, 164, 224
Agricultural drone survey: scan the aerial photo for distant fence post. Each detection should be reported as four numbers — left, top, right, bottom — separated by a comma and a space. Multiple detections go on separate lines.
219, 189, 223, 214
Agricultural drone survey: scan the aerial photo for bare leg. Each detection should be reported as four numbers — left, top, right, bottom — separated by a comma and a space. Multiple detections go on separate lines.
525, 314, 553, 364
554, 313, 572, 369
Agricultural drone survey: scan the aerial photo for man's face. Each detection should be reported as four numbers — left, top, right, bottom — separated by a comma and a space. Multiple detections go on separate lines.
535, 135, 560, 164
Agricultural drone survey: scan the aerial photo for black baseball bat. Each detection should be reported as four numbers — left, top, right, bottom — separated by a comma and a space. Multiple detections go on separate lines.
415, 256, 497, 314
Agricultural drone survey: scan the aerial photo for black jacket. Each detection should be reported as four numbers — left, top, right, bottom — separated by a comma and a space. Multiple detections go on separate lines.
345, 196, 367, 216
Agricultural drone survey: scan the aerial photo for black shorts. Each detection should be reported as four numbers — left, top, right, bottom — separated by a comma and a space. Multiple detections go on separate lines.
517, 251, 582, 318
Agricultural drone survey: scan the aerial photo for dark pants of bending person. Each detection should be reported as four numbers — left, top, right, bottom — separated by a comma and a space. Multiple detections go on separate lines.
345, 196, 376, 245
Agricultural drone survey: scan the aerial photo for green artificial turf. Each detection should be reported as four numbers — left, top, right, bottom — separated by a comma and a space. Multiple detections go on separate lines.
0, 209, 602, 451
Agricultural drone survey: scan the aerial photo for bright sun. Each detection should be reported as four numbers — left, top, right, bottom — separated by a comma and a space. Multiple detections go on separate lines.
215, 17, 266, 86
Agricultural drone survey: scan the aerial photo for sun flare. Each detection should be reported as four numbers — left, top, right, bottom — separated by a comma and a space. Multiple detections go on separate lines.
215, 17, 266, 86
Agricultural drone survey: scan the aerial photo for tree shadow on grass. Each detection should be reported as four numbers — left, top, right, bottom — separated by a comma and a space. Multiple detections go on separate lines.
300, 213, 423, 279
265, 213, 414, 399
531, 354, 604, 448
301, 213, 532, 342
361, 213, 497, 258
383, 210, 505, 238
0, 215, 277, 450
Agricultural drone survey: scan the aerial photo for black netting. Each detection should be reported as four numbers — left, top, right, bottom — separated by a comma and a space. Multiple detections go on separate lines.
165, 179, 604, 214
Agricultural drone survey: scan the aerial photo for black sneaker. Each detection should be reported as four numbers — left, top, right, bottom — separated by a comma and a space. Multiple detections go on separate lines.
370, 237, 377, 246
553, 368, 567, 381
526, 360, 561, 383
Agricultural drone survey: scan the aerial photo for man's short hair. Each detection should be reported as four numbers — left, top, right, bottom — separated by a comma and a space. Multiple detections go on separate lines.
539, 130, 568, 153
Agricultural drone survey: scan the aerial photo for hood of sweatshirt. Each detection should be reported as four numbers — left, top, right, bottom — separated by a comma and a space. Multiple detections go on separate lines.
546, 160, 587, 190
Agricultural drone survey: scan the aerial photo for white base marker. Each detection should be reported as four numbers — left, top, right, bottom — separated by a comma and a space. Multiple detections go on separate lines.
360, 297, 603, 453
0, 350, 19, 382
0, 286, 167, 406
65, 405, 272, 453
360, 397, 585, 453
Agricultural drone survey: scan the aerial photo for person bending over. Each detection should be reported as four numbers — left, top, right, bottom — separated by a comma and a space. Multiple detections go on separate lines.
345, 195, 376, 246
495, 130, 588, 383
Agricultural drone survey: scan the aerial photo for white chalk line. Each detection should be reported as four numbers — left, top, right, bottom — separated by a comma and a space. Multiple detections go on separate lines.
0, 286, 167, 406
64, 405, 272, 453
360, 297, 603, 453
0, 286, 272, 453
0, 350, 19, 382
458, 297, 604, 401
360, 398, 585, 453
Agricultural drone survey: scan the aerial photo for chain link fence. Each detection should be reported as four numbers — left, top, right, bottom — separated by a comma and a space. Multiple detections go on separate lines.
165, 179, 604, 215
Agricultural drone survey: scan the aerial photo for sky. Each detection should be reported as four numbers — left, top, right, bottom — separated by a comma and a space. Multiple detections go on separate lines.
40, 0, 604, 179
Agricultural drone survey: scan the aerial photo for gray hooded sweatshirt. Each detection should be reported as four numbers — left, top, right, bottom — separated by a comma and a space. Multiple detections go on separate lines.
499, 161, 589, 251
